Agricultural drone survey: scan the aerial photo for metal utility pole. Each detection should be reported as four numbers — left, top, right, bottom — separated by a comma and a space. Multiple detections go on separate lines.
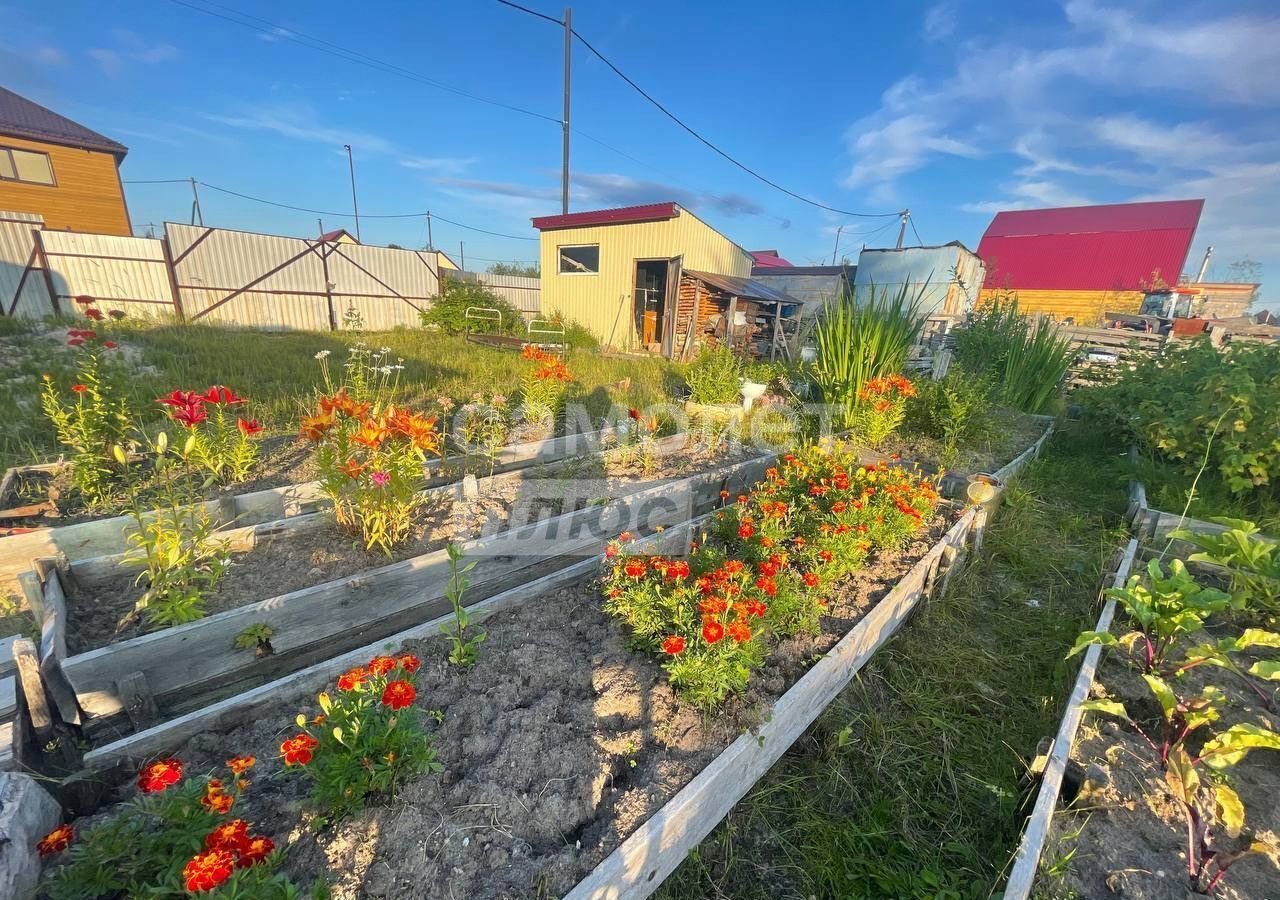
831, 224, 844, 265
189, 178, 204, 225
317, 218, 324, 238
895, 209, 909, 250
1196, 245, 1213, 283
561, 7, 572, 215
343, 144, 361, 242
426, 211, 434, 250
459, 241, 465, 271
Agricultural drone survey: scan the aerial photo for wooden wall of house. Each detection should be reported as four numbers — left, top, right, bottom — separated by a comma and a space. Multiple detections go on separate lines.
672, 276, 768, 355
0, 135, 130, 236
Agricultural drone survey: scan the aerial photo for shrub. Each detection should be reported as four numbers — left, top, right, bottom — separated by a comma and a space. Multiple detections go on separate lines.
685, 345, 743, 405
156, 385, 261, 484
904, 370, 994, 454
36, 756, 311, 899
1080, 339, 1280, 495
547, 314, 599, 350
420, 276, 523, 335
305, 346, 442, 553
953, 299, 1074, 413
283, 651, 441, 823
851, 374, 916, 448
812, 283, 926, 429
450, 393, 510, 474
519, 345, 572, 427
39, 299, 132, 506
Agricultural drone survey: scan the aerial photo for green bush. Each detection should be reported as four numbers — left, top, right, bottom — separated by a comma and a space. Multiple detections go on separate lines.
954, 299, 1075, 413
685, 345, 743, 405
904, 371, 994, 453
420, 277, 523, 335
1080, 338, 1280, 495
545, 315, 599, 351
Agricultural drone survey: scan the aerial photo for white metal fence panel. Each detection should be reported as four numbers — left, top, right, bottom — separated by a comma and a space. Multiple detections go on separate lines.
327, 243, 438, 330
0, 211, 53, 318
450, 270, 541, 317
38, 231, 175, 320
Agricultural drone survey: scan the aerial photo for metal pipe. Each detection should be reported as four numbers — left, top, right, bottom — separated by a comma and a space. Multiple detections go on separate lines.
561, 7, 572, 215
1196, 245, 1213, 283
344, 144, 361, 242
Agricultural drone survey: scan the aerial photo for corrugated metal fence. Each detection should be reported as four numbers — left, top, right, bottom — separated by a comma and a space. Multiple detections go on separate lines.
0, 212, 542, 330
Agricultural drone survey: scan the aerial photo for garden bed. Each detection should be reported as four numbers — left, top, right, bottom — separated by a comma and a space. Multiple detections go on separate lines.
60, 505, 978, 900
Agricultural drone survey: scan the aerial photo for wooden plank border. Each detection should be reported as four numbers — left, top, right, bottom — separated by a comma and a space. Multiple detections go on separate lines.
1001, 538, 1139, 900
565, 506, 980, 900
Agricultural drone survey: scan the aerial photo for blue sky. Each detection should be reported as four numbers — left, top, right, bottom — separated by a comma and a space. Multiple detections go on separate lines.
2, 0, 1277, 302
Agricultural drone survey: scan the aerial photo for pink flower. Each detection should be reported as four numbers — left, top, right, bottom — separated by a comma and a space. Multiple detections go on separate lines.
371, 470, 391, 487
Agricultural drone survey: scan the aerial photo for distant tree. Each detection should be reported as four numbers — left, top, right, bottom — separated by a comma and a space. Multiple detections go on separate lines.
486, 261, 540, 278
1224, 256, 1262, 284
387, 242, 405, 250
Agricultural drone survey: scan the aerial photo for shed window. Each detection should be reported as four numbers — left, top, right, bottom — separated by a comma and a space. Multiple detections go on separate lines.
558, 244, 599, 274
0, 147, 55, 186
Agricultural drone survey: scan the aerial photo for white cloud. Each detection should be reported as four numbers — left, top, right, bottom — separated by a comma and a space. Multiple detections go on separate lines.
89, 29, 180, 75
32, 46, 66, 65
206, 105, 401, 156
922, 3, 957, 43
843, 113, 981, 190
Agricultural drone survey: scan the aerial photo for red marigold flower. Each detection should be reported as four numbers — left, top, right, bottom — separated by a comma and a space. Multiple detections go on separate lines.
74, 295, 94, 306
71, 384, 87, 393
719, 489, 729, 499
699, 597, 729, 616
67, 337, 84, 347
661, 634, 686, 655
138, 758, 183, 793
819, 549, 834, 563
369, 655, 396, 675
618, 531, 633, 543
36, 824, 74, 856
281, 733, 319, 766
398, 653, 421, 673
225, 754, 256, 774
237, 835, 274, 868
200, 780, 234, 814
183, 849, 235, 893
742, 598, 767, 618
803, 572, 820, 588
237, 417, 263, 436
604, 544, 618, 559
624, 559, 646, 578
727, 621, 752, 643
737, 523, 755, 539
381, 679, 416, 710
755, 577, 778, 597
84, 308, 104, 321
205, 819, 250, 852
103, 340, 118, 349
337, 666, 369, 692
701, 620, 725, 643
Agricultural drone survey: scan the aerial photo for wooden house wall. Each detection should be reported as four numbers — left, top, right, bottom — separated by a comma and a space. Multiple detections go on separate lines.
0, 135, 129, 236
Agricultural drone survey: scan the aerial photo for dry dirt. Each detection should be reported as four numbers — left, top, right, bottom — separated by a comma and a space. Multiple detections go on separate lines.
1040, 626, 1280, 900
63, 441, 760, 654
80, 517, 944, 900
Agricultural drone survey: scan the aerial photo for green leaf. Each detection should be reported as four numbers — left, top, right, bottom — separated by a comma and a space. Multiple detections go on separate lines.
1236, 628, 1280, 650
1200, 723, 1280, 770
1247, 660, 1280, 681
1066, 630, 1115, 658
1213, 783, 1245, 838
1142, 674, 1178, 719
1079, 699, 1129, 719
1165, 747, 1199, 804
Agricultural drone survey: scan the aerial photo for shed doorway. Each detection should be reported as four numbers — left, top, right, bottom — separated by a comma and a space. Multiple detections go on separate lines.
633, 259, 670, 350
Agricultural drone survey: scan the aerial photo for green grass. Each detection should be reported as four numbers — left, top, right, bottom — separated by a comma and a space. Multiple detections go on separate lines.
1130, 448, 1280, 535
0, 319, 678, 468
657, 423, 1130, 900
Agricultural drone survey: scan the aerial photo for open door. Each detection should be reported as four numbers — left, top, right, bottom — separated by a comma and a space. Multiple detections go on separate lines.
633, 259, 671, 352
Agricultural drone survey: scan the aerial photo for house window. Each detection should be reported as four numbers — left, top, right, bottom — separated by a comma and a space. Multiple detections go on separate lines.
0, 147, 56, 186
558, 244, 599, 274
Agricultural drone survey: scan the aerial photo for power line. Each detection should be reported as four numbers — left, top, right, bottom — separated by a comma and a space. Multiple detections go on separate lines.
909, 216, 924, 247
164, 0, 560, 124
492, 5, 903, 219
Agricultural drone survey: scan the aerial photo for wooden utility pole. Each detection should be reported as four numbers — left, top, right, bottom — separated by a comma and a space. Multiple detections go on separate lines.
561, 7, 572, 215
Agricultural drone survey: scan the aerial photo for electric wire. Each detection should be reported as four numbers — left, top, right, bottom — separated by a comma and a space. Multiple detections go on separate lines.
909, 216, 924, 247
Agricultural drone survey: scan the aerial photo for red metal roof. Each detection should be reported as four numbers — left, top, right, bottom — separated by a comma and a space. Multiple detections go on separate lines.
749, 249, 796, 268
978, 199, 1203, 292
531, 202, 679, 231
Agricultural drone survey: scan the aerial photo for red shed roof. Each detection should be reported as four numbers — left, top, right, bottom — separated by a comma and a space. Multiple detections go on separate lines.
749, 249, 796, 268
531, 202, 679, 231
978, 199, 1203, 292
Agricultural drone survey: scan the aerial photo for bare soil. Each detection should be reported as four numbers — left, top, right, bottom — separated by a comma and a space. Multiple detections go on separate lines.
878, 407, 1049, 478
85, 518, 944, 900
1040, 626, 1280, 900
64, 441, 759, 654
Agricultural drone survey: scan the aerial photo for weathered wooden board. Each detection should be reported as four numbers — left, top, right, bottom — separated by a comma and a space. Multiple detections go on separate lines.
1001, 538, 1139, 900
81, 517, 702, 772
0, 426, 626, 585
61, 453, 775, 723
565, 507, 979, 900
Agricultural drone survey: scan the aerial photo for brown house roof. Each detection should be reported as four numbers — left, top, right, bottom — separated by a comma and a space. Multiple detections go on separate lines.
0, 87, 128, 157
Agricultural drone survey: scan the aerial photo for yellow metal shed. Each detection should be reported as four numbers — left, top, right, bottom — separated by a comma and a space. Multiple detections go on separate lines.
531, 202, 754, 353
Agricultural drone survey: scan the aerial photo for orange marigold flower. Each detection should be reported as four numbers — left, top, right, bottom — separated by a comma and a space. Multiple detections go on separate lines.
661, 635, 686, 655
803, 572, 820, 588
737, 523, 755, 539
337, 666, 370, 692
183, 849, 235, 893
225, 755, 256, 775
702, 620, 725, 643
727, 621, 752, 643
755, 577, 778, 597
604, 544, 619, 559
368, 655, 397, 675
398, 653, 421, 673
237, 835, 274, 868
818, 549, 834, 563
381, 679, 416, 710
742, 598, 767, 618
624, 559, 646, 578
200, 780, 234, 814
138, 758, 183, 794
205, 819, 250, 852
281, 733, 319, 766
36, 824, 74, 856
